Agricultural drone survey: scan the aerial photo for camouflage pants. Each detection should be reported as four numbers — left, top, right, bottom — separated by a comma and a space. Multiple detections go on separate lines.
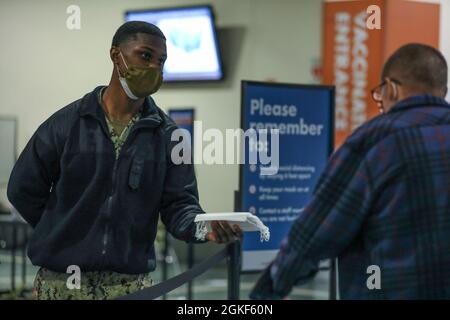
33, 267, 153, 300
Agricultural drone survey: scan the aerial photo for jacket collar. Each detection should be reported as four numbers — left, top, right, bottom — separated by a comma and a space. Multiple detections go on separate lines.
389, 94, 450, 113
79, 86, 163, 128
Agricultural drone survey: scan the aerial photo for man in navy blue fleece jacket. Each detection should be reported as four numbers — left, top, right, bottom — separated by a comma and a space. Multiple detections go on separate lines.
7, 21, 241, 300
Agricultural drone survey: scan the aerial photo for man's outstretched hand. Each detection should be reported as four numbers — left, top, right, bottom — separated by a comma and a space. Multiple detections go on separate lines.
206, 221, 243, 244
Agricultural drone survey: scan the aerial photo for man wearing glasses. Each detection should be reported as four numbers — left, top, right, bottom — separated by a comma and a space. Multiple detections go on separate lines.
251, 43, 450, 299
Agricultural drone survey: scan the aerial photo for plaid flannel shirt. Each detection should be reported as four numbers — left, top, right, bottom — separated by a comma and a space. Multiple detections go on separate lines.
250, 94, 450, 300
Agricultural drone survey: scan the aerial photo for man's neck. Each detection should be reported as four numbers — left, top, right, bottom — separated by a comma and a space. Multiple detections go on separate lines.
102, 82, 145, 122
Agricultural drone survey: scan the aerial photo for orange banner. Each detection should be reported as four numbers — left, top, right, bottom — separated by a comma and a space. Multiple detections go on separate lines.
322, 0, 384, 148
323, 0, 440, 148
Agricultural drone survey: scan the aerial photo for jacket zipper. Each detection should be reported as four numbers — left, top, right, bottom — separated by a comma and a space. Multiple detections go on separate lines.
93, 101, 154, 264
102, 155, 118, 259
100, 122, 144, 262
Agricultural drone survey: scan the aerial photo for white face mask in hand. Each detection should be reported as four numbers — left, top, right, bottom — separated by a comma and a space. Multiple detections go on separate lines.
194, 212, 270, 242
246, 214, 270, 242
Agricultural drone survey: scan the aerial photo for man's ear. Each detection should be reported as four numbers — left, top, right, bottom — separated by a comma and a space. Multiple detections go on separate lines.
386, 78, 398, 101
110, 47, 120, 65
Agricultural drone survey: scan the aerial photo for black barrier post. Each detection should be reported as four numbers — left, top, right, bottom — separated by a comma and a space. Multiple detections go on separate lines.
22, 225, 28, 290
162, 230, 169, 300
329, 259, 337, 300
227, 240, 241, 300
228, 190, 242, 300
187, 243, 194, 300
11, 223, 17, 292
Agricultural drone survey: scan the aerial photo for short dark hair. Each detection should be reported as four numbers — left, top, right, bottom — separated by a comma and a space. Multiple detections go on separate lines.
111, 21, 166, 47
382, 43, 448, 93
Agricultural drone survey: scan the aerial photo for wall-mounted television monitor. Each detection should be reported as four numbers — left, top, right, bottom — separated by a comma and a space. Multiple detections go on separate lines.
125, 5, 224, 82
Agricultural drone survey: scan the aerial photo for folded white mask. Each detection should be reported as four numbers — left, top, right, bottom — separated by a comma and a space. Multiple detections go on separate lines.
194, 212, 270, 242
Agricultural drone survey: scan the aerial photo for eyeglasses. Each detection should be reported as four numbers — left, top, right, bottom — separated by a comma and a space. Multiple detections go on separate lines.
371, 78, 402, 103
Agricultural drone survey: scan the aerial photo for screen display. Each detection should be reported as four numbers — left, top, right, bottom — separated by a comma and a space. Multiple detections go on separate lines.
125, 6, 223, 82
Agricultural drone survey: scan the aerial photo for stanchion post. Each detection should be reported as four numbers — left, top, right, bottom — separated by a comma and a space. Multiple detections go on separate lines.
22, 225, 28, 290
187, 243, 194, 300
329, 259, 337, 300
11, 223, 17, 292
162, 230, 169, 300
227, 239, 241, 300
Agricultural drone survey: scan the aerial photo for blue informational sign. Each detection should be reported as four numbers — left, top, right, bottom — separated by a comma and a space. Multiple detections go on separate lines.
168, 109, 195, 143
240, 81, 334, 271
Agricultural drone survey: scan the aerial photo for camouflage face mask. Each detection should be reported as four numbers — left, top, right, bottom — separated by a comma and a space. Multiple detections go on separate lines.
117, 50, 163, 100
